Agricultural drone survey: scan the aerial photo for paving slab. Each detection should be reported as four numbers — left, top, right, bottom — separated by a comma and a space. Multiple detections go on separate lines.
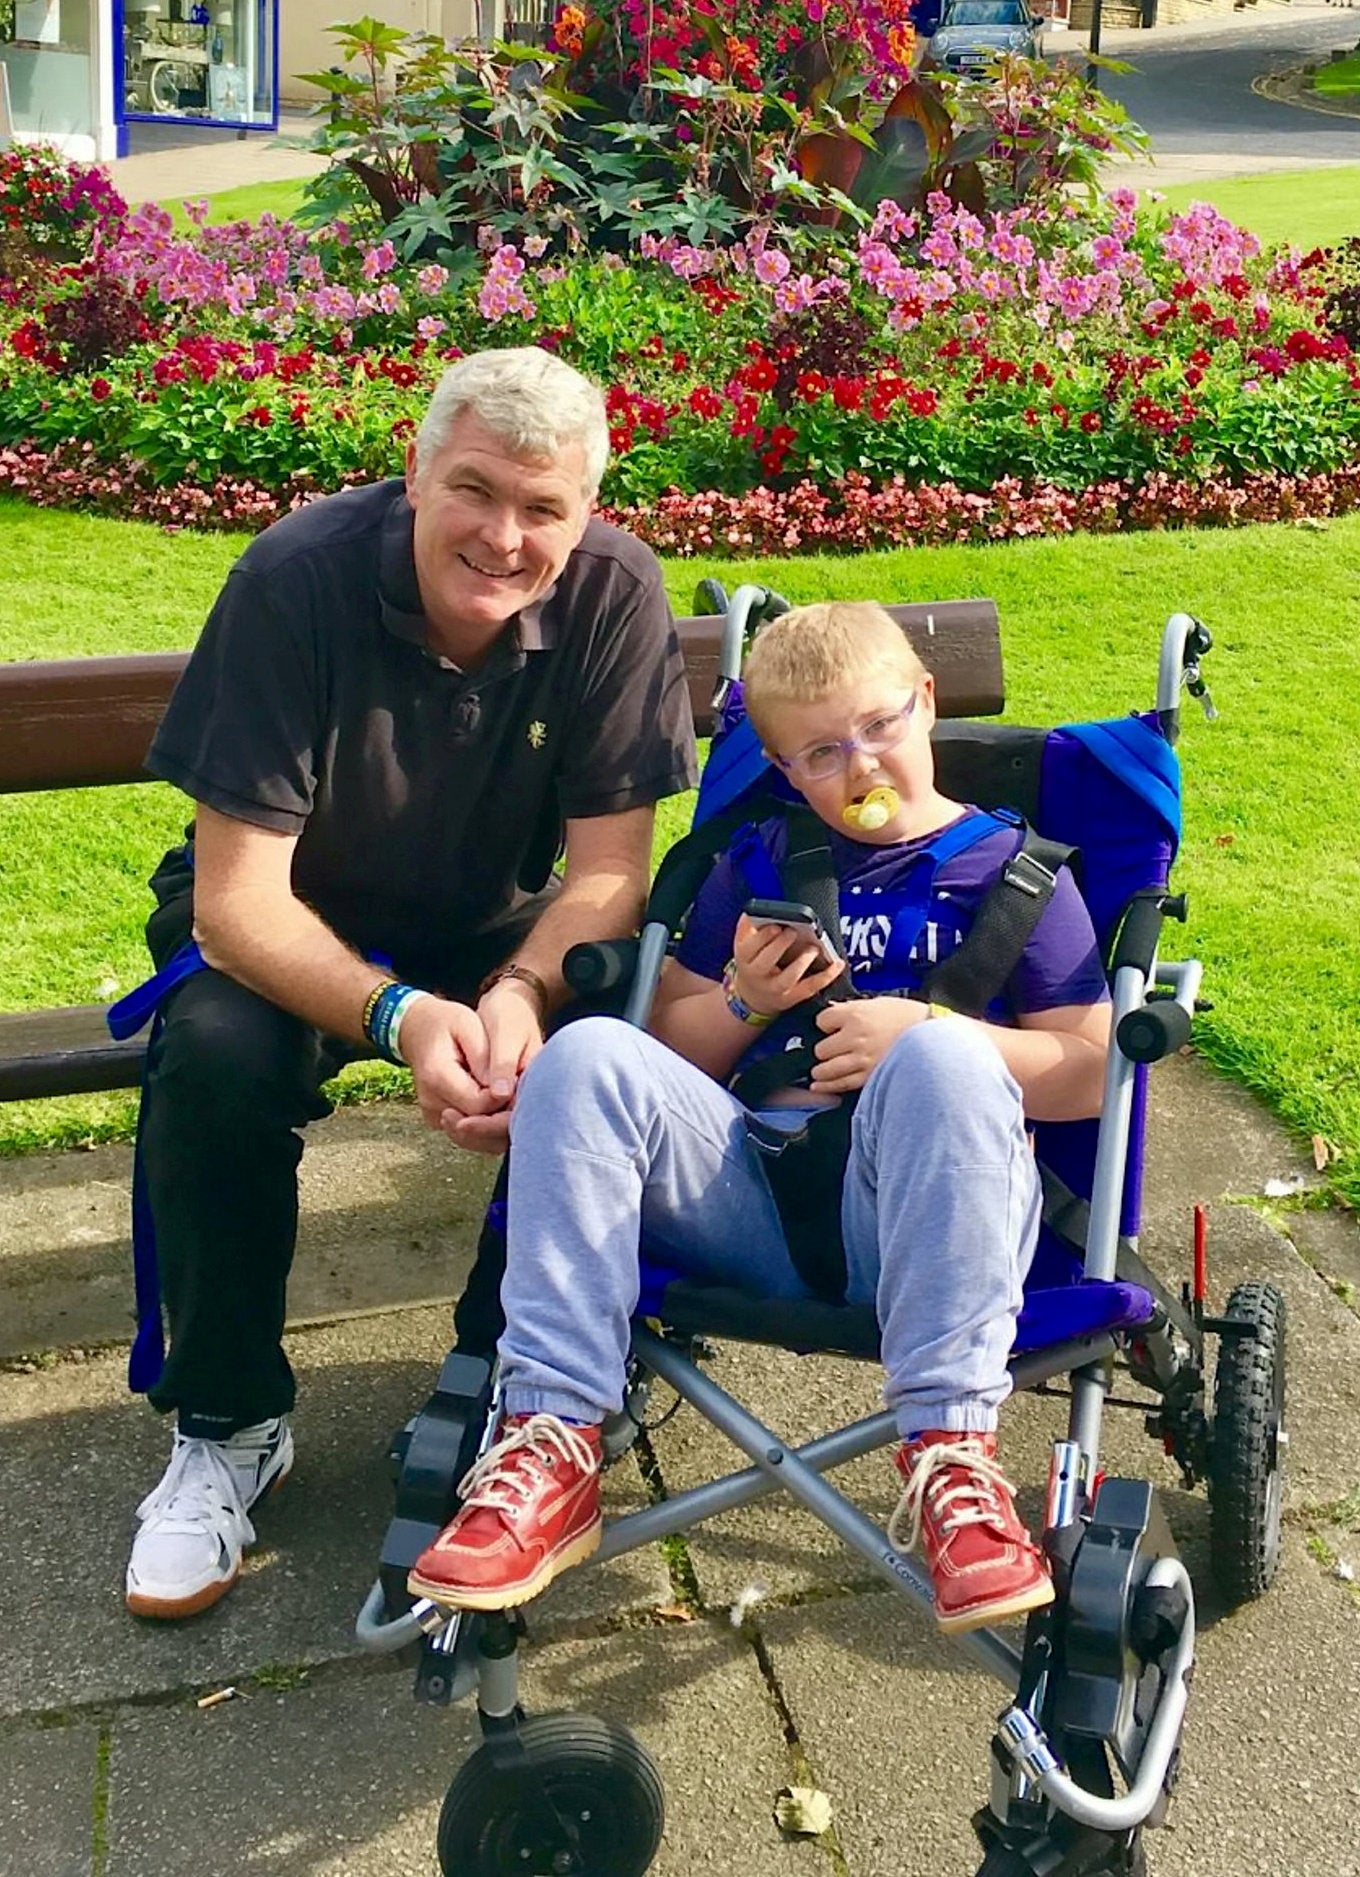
0, 1306, 665, 1721
0, 1099, 495, 1360
0, 1719, 99, 1877
760, 1525, 1360, 1877
105, 1620, 817, 1877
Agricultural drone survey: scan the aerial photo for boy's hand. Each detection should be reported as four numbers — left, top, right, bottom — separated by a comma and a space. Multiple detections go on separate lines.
810, 996, 931, 1092
730, 914, 846, 1019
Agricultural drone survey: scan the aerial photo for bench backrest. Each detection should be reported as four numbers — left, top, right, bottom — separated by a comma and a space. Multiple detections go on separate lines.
0, 600, 1003, 795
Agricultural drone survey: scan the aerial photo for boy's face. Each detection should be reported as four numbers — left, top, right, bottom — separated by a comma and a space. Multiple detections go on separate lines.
760, 672, 938, 843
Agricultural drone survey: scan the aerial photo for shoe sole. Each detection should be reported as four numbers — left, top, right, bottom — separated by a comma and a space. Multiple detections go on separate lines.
406, 1518, 604, 1613
124, 1462, 292, 1622
935, 1576, 1055, 1636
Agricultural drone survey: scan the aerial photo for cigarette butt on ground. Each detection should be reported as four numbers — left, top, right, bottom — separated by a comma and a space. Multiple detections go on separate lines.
196, 1686, 239, 1710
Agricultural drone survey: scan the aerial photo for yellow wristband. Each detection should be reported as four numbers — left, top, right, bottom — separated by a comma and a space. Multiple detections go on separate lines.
928, 1001, 956, 1021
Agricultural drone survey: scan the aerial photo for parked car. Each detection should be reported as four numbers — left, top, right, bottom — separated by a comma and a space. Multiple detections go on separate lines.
925, 0, 1043, 75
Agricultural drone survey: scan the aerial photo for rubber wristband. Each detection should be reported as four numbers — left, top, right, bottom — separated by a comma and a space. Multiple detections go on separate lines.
366, 980, 424, 1065
928, 1001, 956, 1021
722, 959, 773, 1027
385, 986, 432, 1066
361, 976, 400, 1040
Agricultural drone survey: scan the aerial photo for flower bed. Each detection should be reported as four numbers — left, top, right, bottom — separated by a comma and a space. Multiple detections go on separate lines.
1, 143, 1358, 552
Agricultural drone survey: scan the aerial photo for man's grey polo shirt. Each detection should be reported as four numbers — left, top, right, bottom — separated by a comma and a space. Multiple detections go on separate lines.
148, 479, 697, 975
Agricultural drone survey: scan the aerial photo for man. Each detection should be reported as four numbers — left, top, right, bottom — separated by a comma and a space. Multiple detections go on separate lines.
124, 347, 697, 1621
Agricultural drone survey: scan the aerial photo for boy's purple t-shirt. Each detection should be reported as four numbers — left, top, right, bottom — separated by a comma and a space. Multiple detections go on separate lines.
675, 809, 1108, 1079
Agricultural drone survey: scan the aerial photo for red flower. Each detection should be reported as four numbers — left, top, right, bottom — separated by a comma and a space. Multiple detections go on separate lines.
832, 376, 864, 412
1079, 411, 1101, 434
90, 377, 111, 400
688, 385, 724, 420
741, 357, 778, 394
795, 371, 828, 402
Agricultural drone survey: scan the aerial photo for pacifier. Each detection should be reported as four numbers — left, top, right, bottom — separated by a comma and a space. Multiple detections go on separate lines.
841, 785, 900, 833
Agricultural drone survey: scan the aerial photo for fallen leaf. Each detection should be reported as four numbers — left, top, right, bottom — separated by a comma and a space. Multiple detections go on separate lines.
1312, 1134, 1330, 1173
774, 1786, 834, 1836
1213, 833, 1235, 847
653, 1601, 697, 1623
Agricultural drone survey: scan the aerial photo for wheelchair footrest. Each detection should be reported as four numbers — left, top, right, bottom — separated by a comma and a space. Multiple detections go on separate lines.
378, 1349, 494, 1618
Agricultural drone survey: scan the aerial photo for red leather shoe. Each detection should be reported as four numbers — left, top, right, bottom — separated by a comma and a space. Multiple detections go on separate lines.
407, 1414, 603, 1611
888, 1430, 1054, 1634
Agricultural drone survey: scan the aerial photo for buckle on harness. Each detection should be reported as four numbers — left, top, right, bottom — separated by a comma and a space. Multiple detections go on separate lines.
1002, 850, 1058, 899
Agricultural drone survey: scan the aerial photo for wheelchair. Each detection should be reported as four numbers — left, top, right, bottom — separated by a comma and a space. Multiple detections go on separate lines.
353, 595, 1285, 1877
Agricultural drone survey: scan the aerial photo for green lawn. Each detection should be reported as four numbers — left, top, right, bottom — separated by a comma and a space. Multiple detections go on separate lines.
1158, 166, 1360, 252
159, 177, 312, 231
2, 496, 1359, 1213
1315, 51, 1360, 98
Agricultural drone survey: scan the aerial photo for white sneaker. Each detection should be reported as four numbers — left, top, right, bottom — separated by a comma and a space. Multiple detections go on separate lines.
125, 1417, 294, 1619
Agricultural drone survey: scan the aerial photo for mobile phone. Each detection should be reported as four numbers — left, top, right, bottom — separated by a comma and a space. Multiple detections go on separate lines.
744, 897, 842, 967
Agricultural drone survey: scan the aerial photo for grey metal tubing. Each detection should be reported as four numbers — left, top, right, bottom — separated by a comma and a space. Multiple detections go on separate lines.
1156, 957, 1203, 1025
719, 584, 772, 687
632, 1326, 1024, 1688
997, 1556, 1195, 1833
1157, 612, 1201, 717
1084, 962, 1150, 1286
622, 920, 671, 1028
597, 1409, 900, 1560
354, 1580, 439, 1654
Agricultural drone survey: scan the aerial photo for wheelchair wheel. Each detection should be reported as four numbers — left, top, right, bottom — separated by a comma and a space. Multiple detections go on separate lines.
437, 1713, 664, 1877
1209, 1279, 1287, 1605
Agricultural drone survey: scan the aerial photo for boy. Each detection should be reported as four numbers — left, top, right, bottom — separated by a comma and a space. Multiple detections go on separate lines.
408, 602, 1111, 1634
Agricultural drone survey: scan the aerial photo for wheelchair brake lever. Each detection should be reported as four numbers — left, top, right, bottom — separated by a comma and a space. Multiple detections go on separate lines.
1184, 661, 1218, 722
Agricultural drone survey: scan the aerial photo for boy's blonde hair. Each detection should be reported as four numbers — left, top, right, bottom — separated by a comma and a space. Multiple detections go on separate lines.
741, 602, 928, 745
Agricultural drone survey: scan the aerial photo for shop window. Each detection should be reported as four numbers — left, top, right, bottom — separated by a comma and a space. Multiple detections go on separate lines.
121, 0, 275, 125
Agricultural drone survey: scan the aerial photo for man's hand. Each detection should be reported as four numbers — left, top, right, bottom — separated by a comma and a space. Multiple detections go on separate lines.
445, 978, 546, 1155
811, 997, 931, 1093
398, 995, 502, 1138
730, 913, 846, 1019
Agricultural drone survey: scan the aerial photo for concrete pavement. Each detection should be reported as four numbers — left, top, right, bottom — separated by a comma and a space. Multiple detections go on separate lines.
2, 1050, 1359, 1877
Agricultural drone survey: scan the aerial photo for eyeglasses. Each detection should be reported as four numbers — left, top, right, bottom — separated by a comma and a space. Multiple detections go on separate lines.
772, 693, 919, 784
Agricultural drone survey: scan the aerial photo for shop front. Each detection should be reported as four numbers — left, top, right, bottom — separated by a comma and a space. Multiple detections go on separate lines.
0, 0, 277, 160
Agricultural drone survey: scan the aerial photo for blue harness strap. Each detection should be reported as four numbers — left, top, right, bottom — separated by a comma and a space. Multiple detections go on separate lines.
1059, 716, 1182, 846
107, 940, 210, 1393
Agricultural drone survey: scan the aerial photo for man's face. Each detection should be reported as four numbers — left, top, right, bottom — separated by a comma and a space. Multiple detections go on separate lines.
405, 410, 592, 656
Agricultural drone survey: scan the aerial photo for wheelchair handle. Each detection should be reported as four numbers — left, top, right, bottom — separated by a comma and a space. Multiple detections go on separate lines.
1110, 890, 1186, 980
563, 938, 638, 999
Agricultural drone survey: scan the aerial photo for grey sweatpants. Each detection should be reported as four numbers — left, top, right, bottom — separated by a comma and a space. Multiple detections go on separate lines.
498, 1015, 1042, 1439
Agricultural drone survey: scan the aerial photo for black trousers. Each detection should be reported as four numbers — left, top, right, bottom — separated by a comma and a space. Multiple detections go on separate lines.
140, 881, 542, 1434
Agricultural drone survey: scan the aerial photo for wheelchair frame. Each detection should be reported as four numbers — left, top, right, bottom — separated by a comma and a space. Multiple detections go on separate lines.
354, 611, 1282, 1877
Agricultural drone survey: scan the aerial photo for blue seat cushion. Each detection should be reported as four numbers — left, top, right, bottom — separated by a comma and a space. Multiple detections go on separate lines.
635, 1259, 1156, 1363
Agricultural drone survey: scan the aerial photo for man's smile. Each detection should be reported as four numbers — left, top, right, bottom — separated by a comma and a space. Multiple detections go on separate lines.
459, 554, 520, 579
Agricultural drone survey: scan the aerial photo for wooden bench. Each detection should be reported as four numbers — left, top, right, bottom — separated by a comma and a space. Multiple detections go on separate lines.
0, 598, 1003, 1104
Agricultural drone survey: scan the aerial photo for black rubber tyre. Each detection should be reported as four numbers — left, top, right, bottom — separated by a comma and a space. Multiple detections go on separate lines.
437, 1713, 664, 1877
693, 577, 729, 616
1209, 1279, 1287, 1605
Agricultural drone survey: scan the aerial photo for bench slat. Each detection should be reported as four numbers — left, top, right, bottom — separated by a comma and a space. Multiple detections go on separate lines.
0, 653, 189, 793
0, 1006, 146, 1099
0, 601, 1003, 795
679, 599, 1003, 734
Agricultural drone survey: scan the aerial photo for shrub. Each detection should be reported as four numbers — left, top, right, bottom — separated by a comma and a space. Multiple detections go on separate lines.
0, 143, 127, 282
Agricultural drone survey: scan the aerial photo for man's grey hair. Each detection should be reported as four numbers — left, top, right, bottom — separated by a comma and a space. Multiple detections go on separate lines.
414, 347, 610, 499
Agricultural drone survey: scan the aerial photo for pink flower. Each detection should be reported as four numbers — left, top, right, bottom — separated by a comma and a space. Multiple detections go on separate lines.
523, 234, 549, 259
417, 263, 449, 295
360, 240, 397, 281
417, 315, 446, 341
753, 249, 791, 286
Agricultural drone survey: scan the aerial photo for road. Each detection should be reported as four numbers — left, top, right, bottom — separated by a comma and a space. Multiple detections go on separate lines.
1060, 2, 1360, 167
